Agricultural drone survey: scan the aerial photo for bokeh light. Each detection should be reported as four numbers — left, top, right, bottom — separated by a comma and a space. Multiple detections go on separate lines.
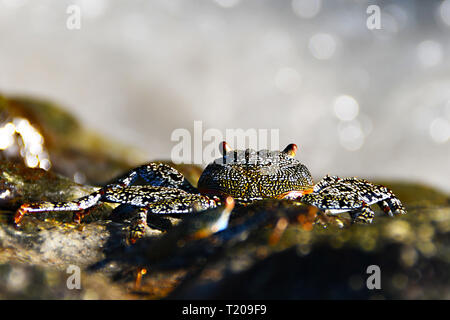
333, 95, 359, 121
308, 33, 336, 60
274, 67, 302, 94
0, 118, 51, 170
416, 40, 443, 67
0, 1, 448, 192
438, 0, 450, 26
338, 120, 365, 151
429, 117, 450, 144
292, 0, 321, 19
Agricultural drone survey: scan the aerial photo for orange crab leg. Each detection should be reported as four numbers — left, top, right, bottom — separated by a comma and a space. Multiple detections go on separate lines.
134, 268, 147, 290
268, 217, 289, 245
14, 191, 103, 225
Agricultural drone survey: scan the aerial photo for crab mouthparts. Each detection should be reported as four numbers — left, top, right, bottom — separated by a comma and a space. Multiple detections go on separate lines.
276, 188, 314, 200
199, 187, 314, 202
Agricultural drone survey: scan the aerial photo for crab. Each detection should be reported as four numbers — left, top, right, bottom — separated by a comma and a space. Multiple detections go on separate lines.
14, 141, 406, 241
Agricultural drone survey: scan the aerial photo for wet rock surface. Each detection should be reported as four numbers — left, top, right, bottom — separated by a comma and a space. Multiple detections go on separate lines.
0, 95, 448, 299
0, 159, 448, 299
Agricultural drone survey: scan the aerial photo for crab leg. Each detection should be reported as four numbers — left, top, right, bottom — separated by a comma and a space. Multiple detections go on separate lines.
382, 196, 407, 215
14, 191, 103, 225
378, 200, 394, 217
14, 163, 199, 225
129, 196, 233, 244
106, 163, 197, 193
129, 207, 150, 244
350, 203, 375, 223
300, 192, 375, 223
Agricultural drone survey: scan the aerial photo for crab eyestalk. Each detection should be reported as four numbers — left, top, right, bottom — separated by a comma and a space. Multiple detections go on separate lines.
219, 141, 233, 155
282, 143, 298, 158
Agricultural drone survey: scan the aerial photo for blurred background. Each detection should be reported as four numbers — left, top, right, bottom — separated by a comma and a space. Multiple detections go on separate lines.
0, 0, 448, 192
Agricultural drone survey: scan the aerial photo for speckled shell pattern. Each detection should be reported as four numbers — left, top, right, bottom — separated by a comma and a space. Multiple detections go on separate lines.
197, 149, 314, 203
300, 175, 407, 222
103, 185, 214, 213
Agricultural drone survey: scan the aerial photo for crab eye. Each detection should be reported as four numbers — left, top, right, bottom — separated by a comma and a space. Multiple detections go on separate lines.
219, 141, 233, 155
282, 143, 298, 157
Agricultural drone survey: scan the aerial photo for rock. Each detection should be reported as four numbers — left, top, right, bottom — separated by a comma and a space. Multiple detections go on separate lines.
1, 162, 448, 299
0, 161, 121, 269
0, 263, 135, 299
0, 160, 96, 210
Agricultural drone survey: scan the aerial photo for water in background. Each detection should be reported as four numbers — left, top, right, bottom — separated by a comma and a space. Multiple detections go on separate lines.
0, 0, 449, 192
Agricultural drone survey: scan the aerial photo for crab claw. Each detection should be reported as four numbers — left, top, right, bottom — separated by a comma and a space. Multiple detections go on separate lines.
189, 196, 235, 240
134, 267, 147, 291
224, 196, 235, 212
219, 141, 233, 155
282, 143, 298, 157
210, 196, 235, 233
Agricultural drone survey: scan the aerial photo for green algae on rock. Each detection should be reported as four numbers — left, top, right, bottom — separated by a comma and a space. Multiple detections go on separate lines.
0, 94, 146, 185
0, 160, 96, 210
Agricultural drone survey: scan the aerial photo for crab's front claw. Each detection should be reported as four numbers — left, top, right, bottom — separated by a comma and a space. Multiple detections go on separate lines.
188, 196, 235, 240
208, 196, 235, 234
129, 226, 151, 244
129, 207, 151, 244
